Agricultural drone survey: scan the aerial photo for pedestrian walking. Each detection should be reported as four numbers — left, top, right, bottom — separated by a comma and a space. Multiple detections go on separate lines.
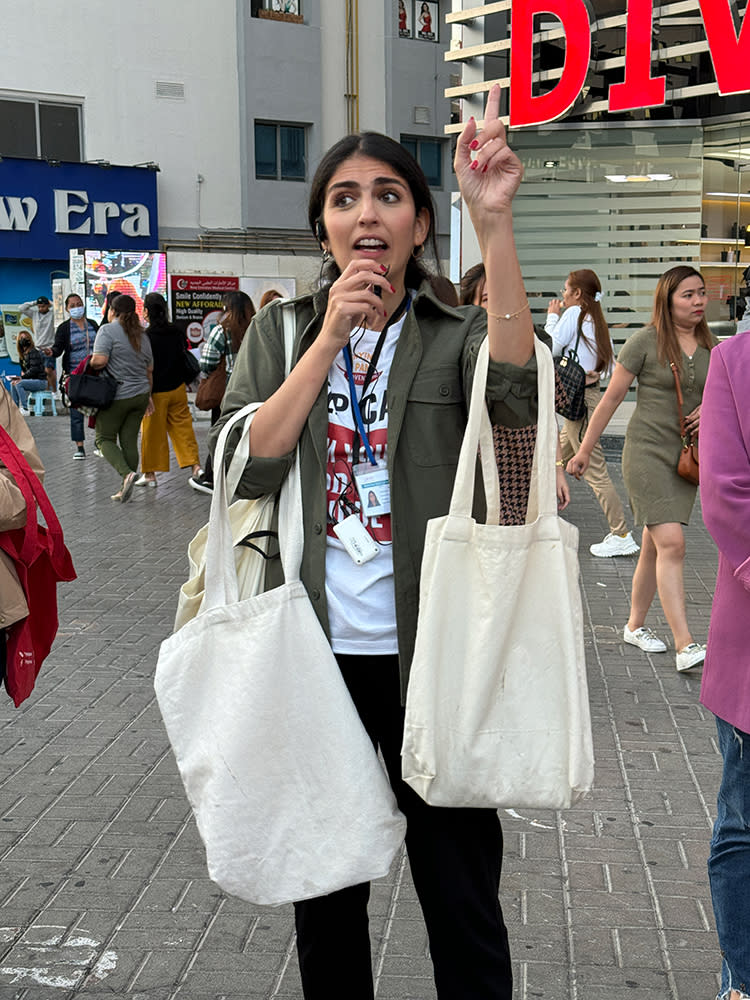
50, 294, 99, 459
189, 291, 255, 495
212, 84, 536, 1000
699, 328, 750, 1000
136, 292, 201, 489
546, 268, 638, 557
567, 265, 717, 671
89, 295, 153, 503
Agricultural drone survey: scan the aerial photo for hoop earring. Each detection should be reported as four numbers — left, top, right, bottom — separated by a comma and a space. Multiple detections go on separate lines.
412, 244, 424, 260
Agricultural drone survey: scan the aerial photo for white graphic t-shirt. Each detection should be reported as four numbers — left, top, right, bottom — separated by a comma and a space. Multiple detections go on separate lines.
326, 313, 407, 654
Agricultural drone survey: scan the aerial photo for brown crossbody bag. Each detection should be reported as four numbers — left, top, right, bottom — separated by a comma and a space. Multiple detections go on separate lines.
670, 362, 699, 486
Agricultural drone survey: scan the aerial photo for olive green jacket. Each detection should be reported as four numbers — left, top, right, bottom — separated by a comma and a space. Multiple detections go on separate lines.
210, 281, 538, 701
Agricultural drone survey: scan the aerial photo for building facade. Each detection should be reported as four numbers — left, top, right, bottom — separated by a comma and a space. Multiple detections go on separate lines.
1, 1, 453, 311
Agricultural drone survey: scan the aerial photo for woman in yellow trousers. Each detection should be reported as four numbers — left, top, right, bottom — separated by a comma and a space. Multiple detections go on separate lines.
137, 293, 201, 488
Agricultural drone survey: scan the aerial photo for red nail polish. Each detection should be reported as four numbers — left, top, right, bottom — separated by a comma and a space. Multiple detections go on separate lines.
470, 160, 479, 171
469, 116, 475, 122
384, 309, 388, 318
389, 284, 396, 293
379, 264, 388, 273
482, 163, 489, 173
469, 139, 479, 150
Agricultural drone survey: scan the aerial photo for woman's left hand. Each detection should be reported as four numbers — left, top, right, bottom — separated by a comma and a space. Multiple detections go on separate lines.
685, 404, 700, 436
556, 467, 570, 511
145, 397, 155, 417
454, 84, 524, 221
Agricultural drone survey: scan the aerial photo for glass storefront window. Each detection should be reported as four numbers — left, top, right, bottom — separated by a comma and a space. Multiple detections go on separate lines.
701, 122, 750, 332
509, 123, 704, 356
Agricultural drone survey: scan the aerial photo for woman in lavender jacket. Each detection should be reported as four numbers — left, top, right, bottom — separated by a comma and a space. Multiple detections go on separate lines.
700, 329, 750, 1000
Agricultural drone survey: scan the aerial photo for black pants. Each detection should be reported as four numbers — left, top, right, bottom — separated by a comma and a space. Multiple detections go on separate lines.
294, 654, 512, 1000
201, 406, 222, 484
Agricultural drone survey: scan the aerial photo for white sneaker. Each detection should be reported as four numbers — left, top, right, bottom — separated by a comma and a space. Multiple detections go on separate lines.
623, 624, 667, 653
135, 474, 157, 487
676, 642, 706, 672
19, 407, 31, 417
93, 448, 103, 458
590, 532, 640, 557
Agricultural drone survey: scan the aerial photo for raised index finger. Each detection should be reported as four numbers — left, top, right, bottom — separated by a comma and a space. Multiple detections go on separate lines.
483, 83, 501, 126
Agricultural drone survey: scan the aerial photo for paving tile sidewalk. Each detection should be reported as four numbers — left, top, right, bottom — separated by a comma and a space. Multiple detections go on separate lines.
0, 411, 723, 999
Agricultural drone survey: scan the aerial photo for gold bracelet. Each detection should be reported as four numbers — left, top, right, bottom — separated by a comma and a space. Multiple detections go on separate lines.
487, 302, 530, 322
555, 461, 564, 467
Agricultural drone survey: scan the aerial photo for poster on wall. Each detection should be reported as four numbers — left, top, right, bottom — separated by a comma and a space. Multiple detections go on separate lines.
398, 0, 411, 37
0, 308, 34, 368
414, 1, 438, 41
239, 277, 296, 310
82, 250, 168, 325
169, 275, 240, 352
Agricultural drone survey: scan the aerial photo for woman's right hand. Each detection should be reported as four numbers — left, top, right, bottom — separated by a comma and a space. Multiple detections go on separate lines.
566, 450, 590, 479
548, 298, 562, 315
317, 260, 392, 353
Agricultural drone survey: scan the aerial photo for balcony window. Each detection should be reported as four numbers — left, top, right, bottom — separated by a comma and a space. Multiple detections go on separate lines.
255, 122, 306, 181
0, 96, 82, 160
251, 0, 303, 23
401, 136, 443, 187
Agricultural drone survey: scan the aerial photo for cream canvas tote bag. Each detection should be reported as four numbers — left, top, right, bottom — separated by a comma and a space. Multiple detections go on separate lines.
402, 336, 594, 810
156, 310, 406, 906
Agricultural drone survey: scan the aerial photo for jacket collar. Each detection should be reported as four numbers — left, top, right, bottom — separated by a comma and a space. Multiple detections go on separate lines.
291, 278, 465, 470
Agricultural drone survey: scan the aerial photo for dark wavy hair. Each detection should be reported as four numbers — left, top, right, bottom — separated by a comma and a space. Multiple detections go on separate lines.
459, 262, 486, 306
221, 291, 256, 354
307, 132, 440, 305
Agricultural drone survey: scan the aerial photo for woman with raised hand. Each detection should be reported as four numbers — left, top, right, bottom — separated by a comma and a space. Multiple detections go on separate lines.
568, 265, 717, 672
547, 268, 638, 557
212, 85, 535, 999
460, 260, 570, 522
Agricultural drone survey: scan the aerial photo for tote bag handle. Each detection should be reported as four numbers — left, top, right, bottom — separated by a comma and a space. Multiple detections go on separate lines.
225, 304, 295, 500
204, 304, 299, 610
450, 336, 558, 525
0, 425, 67, 564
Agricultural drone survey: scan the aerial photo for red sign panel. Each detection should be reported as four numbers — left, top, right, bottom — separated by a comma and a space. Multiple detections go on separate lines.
169, 274, 240, 350
508, 0, 750, 127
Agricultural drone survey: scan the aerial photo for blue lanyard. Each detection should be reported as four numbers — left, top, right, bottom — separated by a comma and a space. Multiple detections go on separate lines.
343, 345, 378, 466
342, 294, 412, 468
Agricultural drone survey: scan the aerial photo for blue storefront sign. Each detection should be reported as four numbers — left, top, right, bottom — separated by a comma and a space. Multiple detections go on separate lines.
0, 157, 159, 259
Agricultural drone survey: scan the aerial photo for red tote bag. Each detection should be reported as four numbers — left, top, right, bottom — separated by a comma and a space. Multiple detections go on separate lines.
0, 426, 76, 706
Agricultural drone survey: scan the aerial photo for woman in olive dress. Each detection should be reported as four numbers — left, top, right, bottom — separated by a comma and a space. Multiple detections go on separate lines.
568, 265, 717, 673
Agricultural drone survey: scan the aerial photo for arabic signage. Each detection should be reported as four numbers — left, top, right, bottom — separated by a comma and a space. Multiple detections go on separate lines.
509, 0, 750, 127
169, 275, 240, 350
0, 157, 158, 259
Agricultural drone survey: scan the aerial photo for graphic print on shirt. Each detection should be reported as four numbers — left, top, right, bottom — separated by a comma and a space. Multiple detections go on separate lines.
326, 325, 399, 545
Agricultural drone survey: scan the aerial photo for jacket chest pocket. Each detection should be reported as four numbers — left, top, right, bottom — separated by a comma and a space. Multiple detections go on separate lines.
404, 366, 465, 468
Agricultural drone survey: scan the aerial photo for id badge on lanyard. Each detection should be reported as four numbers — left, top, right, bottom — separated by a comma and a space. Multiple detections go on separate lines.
352, 459, 390, 517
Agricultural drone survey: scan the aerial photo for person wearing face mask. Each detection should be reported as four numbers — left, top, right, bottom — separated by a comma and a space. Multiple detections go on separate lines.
50, 294, 100, 459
